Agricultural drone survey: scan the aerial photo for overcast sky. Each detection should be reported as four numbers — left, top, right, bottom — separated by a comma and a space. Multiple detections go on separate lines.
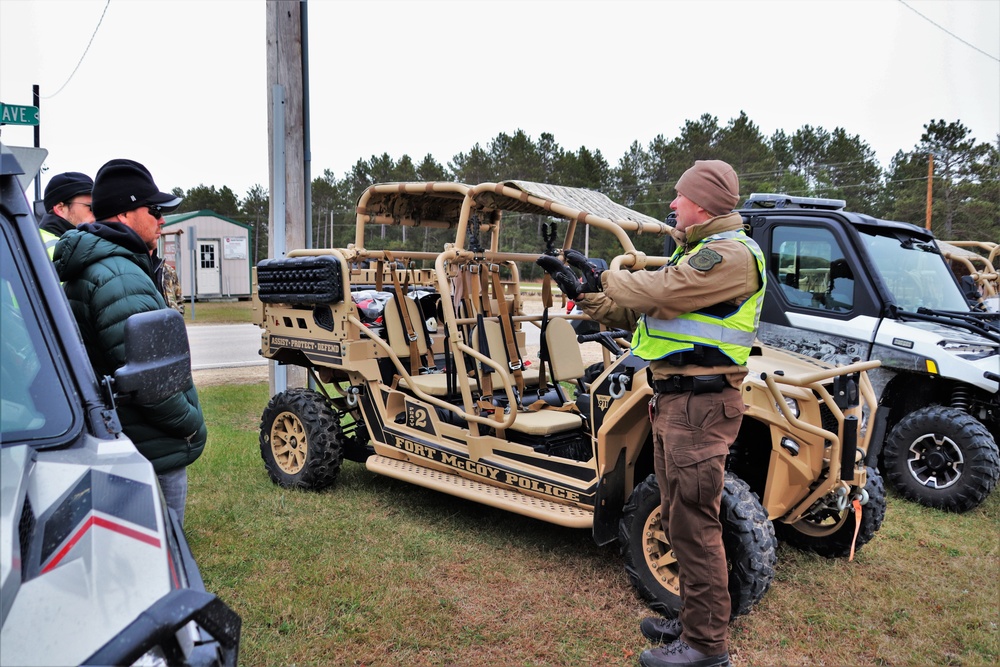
1, 0, 998, 203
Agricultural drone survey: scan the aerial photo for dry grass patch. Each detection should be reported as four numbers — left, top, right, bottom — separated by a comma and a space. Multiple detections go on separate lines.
188, 382, 1000, 666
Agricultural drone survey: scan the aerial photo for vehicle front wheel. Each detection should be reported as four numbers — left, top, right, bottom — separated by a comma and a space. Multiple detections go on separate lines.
259, 388, 345, 490
619, 472, 776, 618
774, 466, 886, 557
883, 406, 999, 512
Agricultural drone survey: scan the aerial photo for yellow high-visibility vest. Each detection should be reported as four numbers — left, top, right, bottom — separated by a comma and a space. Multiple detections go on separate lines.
631, 230, 767, 367
40, 228, 60, 260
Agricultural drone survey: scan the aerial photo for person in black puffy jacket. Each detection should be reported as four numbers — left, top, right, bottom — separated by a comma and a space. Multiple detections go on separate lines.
53, 159, 202, 526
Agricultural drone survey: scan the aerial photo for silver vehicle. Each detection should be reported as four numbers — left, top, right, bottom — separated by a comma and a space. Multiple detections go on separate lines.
741, 193, 1000, 512
0, 145, 240, 666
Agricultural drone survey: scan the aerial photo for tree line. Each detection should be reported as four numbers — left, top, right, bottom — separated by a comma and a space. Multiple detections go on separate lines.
170, 113, 999, 267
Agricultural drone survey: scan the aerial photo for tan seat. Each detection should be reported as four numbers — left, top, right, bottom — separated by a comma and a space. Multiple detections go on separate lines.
477, 318, 540, 387
504, 409, 584, 435
383, 294, 428, 359
476, 318, 584, 436
397, 372, 478, 396
544, 317, 585, 384
384, 295, 477, 396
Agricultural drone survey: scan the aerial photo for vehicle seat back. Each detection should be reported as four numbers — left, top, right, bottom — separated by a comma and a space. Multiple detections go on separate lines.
383, 295, 429, 358
545, 317, 585, 383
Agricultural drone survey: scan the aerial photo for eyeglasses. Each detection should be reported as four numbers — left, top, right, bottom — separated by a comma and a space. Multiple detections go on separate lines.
146, 205, 163, 220
67, 201, 92, 210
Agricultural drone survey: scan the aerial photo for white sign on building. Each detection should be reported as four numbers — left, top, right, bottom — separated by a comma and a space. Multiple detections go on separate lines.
224, 236, 247, 260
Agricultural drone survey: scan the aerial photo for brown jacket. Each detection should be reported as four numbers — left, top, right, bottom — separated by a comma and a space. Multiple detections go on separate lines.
576, 212, 760, 387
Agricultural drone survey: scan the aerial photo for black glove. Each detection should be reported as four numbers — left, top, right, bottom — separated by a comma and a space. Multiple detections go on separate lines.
564, 249, 604, 293
536, 255, 581, 300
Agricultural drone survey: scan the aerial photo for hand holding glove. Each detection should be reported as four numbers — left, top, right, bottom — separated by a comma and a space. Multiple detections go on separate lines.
563, 249, 604, 293
536, 255, 581, 300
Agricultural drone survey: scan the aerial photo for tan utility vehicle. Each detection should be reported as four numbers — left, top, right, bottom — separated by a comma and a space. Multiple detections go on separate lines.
940, 240, 999, 312
252, 181, 885, 617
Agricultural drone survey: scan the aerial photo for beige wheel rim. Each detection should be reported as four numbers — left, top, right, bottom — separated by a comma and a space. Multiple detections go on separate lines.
791, 508, 849, 537
270, 410, 308, 475
643, 507, 680, 596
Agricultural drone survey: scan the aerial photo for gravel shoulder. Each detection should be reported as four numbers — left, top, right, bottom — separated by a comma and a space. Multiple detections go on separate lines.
194, 365, 268, 387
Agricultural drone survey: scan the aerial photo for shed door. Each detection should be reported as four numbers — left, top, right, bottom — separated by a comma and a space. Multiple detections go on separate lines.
196, 240, 221, 295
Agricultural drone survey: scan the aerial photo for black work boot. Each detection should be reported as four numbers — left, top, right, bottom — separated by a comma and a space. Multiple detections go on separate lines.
638, 639, 730, 667
639, 616, 683, 644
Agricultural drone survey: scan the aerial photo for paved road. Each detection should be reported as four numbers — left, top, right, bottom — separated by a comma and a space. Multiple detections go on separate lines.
187, 324, 266, 370
187, 321, 542, 370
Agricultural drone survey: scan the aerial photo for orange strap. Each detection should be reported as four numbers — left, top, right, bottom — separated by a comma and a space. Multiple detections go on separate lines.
477, 264, 492, 317
525, 399, 580, 413
389, 261, 421, 375
848, 499, 863, 562
490, 266, 524, 399
454, 276, 481, 396
541, 273, 552, 310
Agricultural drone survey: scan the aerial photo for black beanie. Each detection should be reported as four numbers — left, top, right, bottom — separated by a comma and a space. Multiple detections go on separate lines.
43, 172, 93, 212
92, 159, 183, 220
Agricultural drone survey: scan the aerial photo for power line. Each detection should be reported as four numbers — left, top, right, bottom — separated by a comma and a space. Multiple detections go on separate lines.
897, 0, 1000, 63
42, 0, 111, 99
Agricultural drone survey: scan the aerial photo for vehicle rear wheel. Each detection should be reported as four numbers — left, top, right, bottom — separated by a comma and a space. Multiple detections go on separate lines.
883, 406, 999, 512
619, 472, 776, 618
775, 466, 886, 557
259, 388, 344, 490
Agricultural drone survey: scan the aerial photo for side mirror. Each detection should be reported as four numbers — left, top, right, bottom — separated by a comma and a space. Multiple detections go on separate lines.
113, 309, 191, 404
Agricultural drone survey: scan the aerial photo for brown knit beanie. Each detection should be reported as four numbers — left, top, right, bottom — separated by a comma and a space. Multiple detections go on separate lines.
675, 160, 740, 217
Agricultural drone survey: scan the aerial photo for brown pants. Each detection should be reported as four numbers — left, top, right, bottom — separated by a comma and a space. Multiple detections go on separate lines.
652, 386, 745, 655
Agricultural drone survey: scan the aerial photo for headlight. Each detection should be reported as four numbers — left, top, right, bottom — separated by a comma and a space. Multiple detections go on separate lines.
777, 396, 800, 418
939, 340, 999, 359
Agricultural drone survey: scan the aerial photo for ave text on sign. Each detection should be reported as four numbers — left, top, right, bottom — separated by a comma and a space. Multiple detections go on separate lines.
0, 104, 40, 126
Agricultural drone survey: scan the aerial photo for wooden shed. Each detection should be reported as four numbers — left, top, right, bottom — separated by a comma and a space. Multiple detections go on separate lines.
160, 210, 253, 300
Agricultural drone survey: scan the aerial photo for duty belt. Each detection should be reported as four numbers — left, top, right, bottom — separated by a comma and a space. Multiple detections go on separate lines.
663, 346, 733, 367
652, 374, 727, 395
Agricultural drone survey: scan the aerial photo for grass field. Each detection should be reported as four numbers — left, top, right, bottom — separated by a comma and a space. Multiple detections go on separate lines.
187, 383, 1000, 666
184, 300, 255, 325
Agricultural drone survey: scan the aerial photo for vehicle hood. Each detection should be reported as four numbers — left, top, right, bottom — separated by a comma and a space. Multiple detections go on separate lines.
878, 319, 999, 393
0, 439, 173, 666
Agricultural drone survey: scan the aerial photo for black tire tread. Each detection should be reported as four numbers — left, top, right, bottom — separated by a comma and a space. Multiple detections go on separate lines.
719, 473, 778, 617
775, 466, 886, 558
259, 387, 344, 490
884, 405, 999, 512
618, 472, 776, 619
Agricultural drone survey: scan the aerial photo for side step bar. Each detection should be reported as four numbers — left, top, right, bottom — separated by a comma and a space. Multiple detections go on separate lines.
366, 455, 594, 529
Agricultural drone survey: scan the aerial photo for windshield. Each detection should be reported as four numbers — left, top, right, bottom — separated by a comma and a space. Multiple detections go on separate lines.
0, 225, 75, 445
860, 229, 971, 312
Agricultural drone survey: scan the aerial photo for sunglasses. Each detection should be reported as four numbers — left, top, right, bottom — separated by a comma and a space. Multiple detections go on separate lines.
146, 205, 164, 220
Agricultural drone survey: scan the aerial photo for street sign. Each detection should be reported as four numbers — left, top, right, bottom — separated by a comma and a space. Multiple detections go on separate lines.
0, 103, 40, 126
0, 145, 48, 192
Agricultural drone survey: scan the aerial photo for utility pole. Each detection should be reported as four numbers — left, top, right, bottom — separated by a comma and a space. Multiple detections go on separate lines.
925, 153, 933, 232
266, 0, 308, 391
